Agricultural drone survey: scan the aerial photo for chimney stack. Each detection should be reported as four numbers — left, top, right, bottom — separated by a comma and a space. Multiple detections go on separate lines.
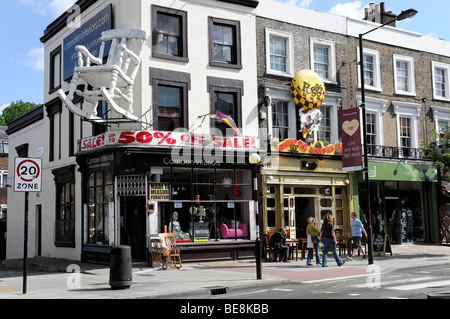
363, 2, 397, 27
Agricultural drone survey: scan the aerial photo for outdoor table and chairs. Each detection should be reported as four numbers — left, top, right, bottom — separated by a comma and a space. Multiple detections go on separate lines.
285, 238, 299, 261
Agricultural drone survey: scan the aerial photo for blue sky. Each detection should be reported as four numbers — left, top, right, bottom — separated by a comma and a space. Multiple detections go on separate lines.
1, 0, 449, 112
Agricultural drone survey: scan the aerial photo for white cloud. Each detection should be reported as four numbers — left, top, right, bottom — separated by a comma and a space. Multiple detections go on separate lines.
285, 0, 313, 8
0, 104, 10, 115
20, 0, 75, 18
24, 47, 45, 71
329, 1, 365, 19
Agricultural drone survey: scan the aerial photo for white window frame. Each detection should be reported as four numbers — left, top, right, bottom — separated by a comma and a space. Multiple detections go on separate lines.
0, 170, 8, 188
393, 54, 416, 96
265, 85, 297, 140
357, 96, 388, 149
310, 38, 337, 84
431, 105, 450, 140
313, 92, 341, 144
432, 61, 450, 101
357, 47, 381, 92
266, 29, 294, 77
393, 101, 421, 150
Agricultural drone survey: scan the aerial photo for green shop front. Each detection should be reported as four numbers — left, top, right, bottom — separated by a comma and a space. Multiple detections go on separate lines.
356, 160, 439, 244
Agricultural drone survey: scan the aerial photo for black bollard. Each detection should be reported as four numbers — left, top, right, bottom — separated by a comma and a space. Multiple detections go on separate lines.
255, 238, 262, 279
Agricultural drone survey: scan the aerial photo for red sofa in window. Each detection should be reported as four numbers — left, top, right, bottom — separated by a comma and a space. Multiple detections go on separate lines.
219, 222, 248, 238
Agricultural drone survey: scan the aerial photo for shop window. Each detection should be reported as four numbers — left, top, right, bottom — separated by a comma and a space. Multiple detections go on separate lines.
336, 210, 343, 225
266, 198, 276, 208
320, 198, 332, 207
160, 167, 253, 241
267, 211, 276, 227
87, 170, 113, 245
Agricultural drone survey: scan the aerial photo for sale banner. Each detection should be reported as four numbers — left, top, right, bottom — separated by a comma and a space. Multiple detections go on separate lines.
341, 108, 362, 172
79, 130, 259, 152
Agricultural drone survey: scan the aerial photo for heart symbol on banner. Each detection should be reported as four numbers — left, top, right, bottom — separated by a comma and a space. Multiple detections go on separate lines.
343, 119, 360, 136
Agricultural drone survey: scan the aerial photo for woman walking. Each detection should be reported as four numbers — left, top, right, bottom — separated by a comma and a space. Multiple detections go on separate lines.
306, 217, 321, 266
320, 214, 345, 267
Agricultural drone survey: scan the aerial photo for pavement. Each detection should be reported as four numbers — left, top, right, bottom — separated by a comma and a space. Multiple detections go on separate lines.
0, 242, 449, 300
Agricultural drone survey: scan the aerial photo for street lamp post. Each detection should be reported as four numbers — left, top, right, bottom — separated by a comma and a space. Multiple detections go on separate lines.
249, 152, 262, 279
358, 9, 417, 265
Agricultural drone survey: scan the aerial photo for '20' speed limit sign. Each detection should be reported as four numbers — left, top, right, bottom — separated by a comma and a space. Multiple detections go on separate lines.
14, 158, 42, 192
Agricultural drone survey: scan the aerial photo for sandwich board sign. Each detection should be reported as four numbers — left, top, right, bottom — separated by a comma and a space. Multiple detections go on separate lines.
14, 158, 42, 192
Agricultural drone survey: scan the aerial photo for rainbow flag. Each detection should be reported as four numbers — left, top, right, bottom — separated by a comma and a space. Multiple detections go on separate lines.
209, 111, 242, 136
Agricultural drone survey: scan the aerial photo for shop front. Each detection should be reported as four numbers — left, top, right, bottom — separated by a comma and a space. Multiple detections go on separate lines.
357, 161, 439, 245
77, 130, 260, 263
263, 154, 355, 239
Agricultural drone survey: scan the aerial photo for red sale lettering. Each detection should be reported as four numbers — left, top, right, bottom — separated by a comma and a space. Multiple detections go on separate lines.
118, 131, 135, 144
136, 131, 153, 144
80, 130, 259, 151
82, 134, 105, 150
213, 137, 222, 147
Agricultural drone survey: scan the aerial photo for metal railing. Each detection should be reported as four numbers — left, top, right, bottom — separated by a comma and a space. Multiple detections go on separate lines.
364, 145, 429, 160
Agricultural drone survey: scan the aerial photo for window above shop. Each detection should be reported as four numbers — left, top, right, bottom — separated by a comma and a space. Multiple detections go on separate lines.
151, 5, 188, 62
265, 28, 294, 77
208, 17, 242, 69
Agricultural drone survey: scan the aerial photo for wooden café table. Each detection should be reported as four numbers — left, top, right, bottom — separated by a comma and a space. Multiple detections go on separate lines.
285, 238, 299, 261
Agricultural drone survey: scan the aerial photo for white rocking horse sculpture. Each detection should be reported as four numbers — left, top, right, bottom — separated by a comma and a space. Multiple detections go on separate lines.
57, 29, 147, 122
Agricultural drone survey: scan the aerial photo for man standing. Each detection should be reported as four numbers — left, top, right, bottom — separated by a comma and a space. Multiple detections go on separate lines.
349, 212, 367, 260
269, 227, 290, 262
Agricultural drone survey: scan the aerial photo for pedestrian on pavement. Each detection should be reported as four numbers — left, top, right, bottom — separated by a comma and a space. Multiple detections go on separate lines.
306, 217, 321, 266
320, 214, 345, 267
348, 212, 367, 260
269, 227, 290, 262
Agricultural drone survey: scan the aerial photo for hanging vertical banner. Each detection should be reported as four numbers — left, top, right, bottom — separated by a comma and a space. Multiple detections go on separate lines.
346, 61, 358, 109
341, 108, 362, 171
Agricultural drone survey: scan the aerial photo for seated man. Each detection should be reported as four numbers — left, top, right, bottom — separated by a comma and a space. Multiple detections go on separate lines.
269, 227, 290, 262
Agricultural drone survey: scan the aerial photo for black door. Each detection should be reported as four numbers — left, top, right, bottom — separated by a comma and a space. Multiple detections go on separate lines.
120, 196, 146, 260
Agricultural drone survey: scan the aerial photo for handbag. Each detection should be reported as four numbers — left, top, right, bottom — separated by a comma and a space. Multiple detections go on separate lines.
311, 235, 320, 244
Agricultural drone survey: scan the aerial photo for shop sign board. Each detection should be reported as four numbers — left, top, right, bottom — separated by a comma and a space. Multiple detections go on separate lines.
341, 108, 362, 172
79, 130, 259, 152
149, 184, 170, 201
14, 158, 42, 192
368, 162, 438, 182
63, 4, 112, 80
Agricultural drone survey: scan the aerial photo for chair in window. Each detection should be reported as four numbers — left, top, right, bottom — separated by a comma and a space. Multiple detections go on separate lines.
57, 29, 147, 122
158, 233, 182, 270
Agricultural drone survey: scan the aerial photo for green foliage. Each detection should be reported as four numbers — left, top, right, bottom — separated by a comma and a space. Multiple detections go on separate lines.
0, 100, 40, 126
425, 126, 450, 180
